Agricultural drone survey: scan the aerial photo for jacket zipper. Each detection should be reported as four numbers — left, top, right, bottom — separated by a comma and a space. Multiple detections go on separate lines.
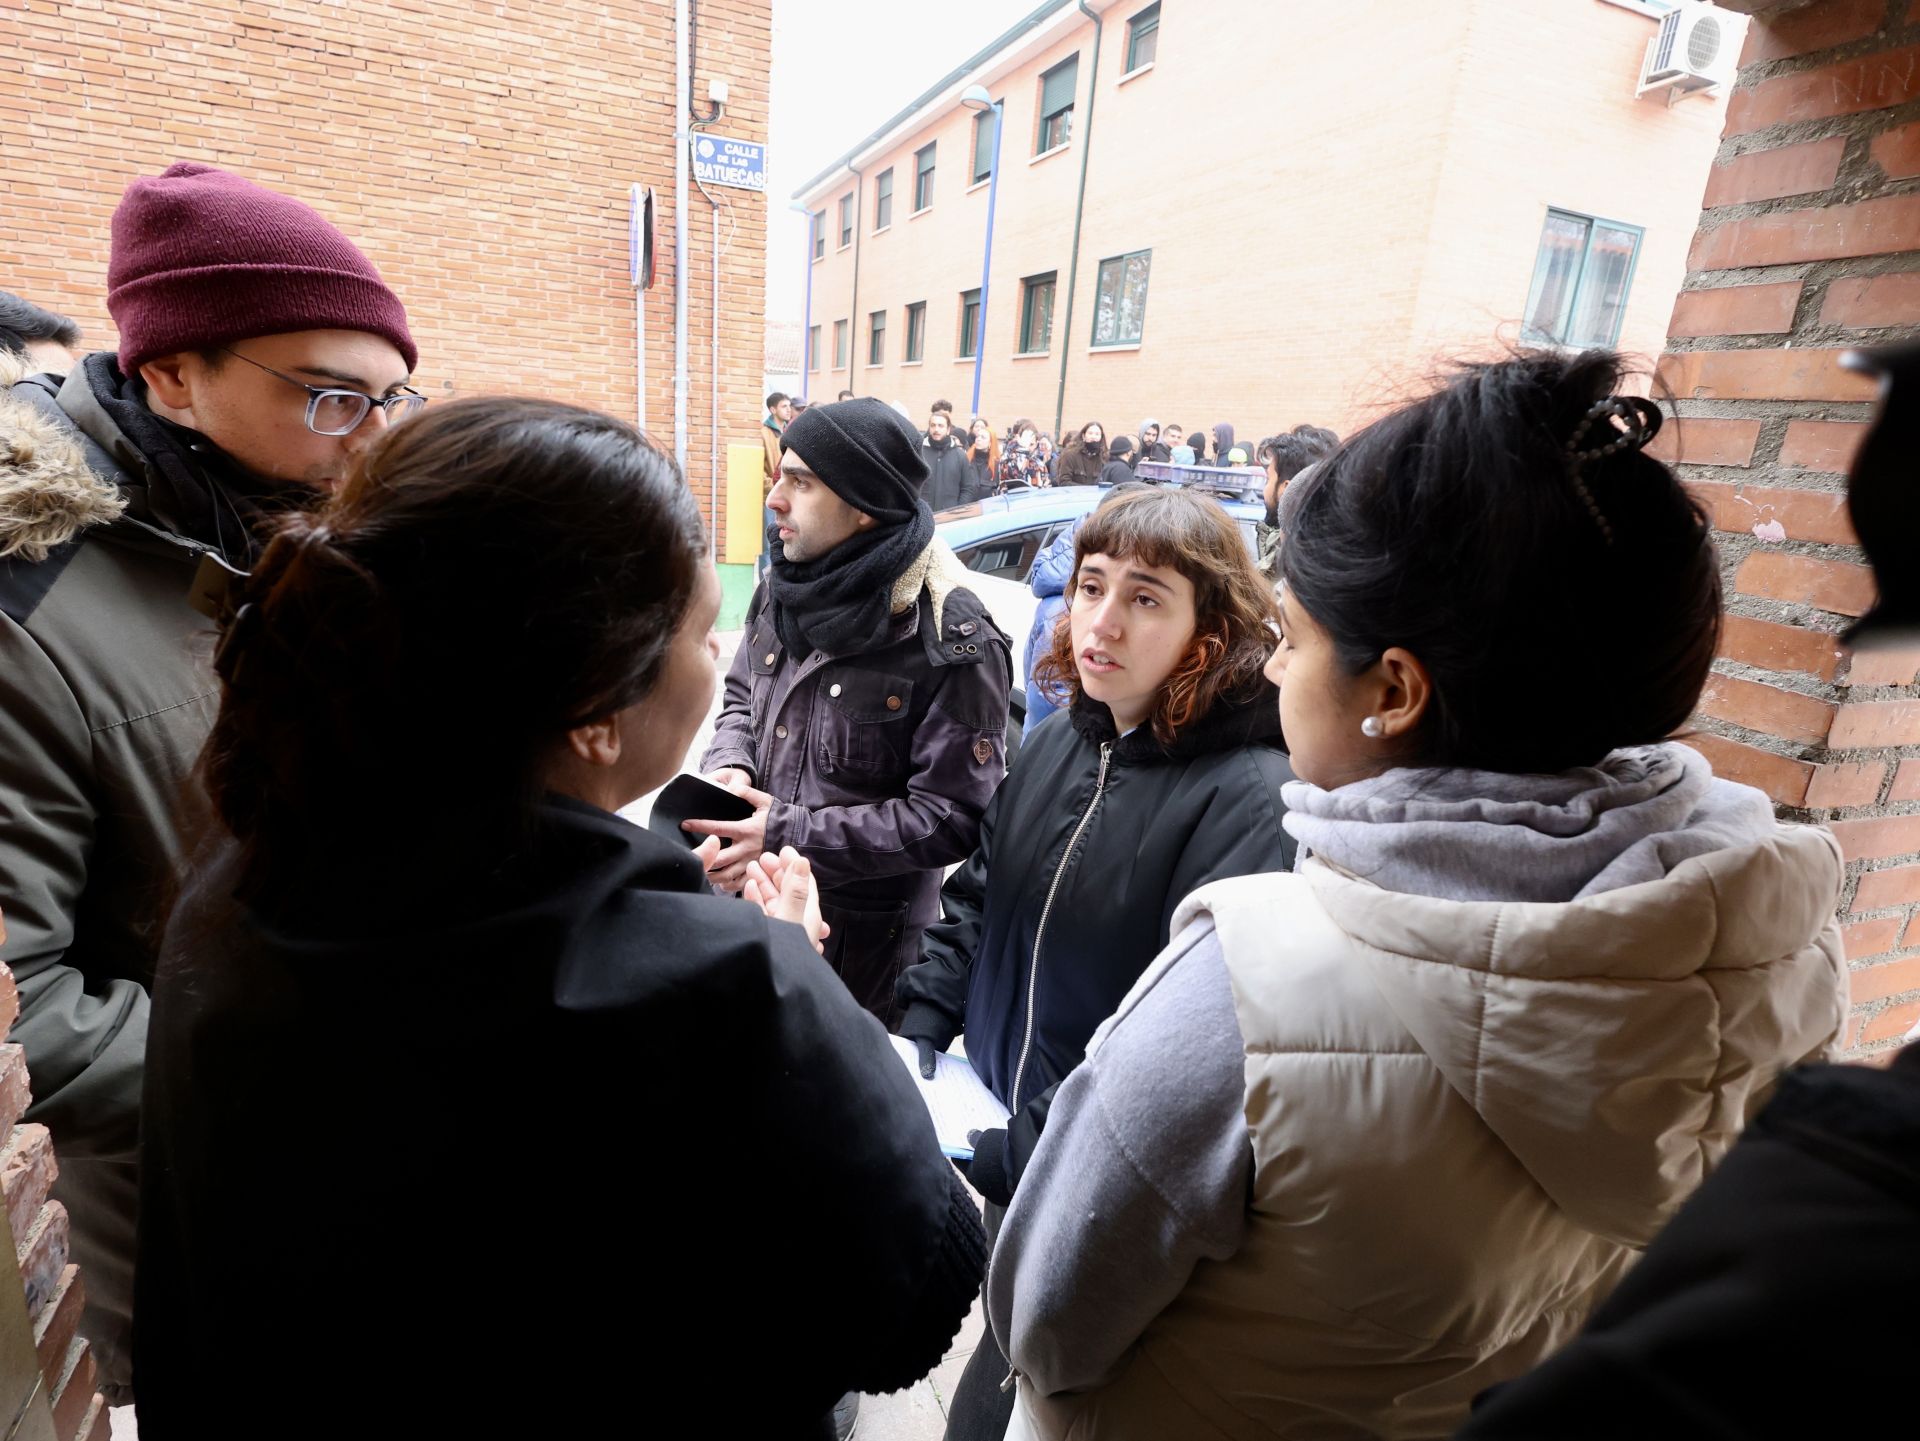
1008, 741, 1112, 1115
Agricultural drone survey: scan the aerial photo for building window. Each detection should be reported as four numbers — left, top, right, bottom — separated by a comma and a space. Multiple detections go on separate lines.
972, 107, 997, 183
810, 210, 825, 261
868, 309, 887, 366
838, 193, 853, 249
807, 324, 820, 372
914, 142, 937, 211
874, 168, 893, 230
959, 288, 981, 357
1125, 3, 1159, 72
1092, 249, 1151, 347
833, 319, 848, 368
1037, 56, 1078, 153
1019, 272, 1057, 354
905, 301, 927, 363
1521, 209, 1643, 349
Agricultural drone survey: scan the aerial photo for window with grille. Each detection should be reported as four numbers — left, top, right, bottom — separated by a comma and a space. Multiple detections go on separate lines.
1126, 4, 1160, 72
1020, 272, 1057, 354
1091, 249, 1151, 347
1037, 57, 1077, 153
1521, 209, 1643, 348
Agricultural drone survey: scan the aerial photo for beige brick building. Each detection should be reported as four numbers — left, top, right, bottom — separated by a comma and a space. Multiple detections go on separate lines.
793, 0, 1736, 440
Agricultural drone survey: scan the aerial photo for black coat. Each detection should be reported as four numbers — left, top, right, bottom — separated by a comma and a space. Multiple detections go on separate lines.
920, 433, 981, 511
1456, 1044, 1920, 1440
136, 796, 985, 1438
896, 686, 1294, 1202
1054, 443, 1105, 487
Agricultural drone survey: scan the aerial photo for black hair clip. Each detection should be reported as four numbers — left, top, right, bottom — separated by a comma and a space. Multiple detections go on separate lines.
1562, 396, 1664, 545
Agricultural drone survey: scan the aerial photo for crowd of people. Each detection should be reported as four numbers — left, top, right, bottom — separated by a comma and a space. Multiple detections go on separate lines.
0, 161, 1910, 1441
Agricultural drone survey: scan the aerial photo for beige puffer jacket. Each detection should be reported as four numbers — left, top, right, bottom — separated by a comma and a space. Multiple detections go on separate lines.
1010, 823, 1848, 1440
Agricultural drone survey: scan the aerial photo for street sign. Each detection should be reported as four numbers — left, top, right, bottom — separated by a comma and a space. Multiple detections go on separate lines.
692, 135, 767, 192
629, 183, 655, 289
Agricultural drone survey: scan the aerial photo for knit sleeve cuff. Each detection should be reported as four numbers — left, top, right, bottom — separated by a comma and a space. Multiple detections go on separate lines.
851, 1169, 988, 1396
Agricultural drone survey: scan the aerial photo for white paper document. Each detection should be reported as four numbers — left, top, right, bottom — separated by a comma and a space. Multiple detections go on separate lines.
888, 1035, 1011, 1160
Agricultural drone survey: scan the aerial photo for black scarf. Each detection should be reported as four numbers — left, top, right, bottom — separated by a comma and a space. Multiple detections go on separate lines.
83, 353, 300, 567
766, 502, 935, 657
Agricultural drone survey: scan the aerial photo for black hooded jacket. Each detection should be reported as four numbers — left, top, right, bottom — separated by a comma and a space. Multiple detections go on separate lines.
920, 430, 981, 511
137, 796, 985, 1438
896, 684, 1294, 1202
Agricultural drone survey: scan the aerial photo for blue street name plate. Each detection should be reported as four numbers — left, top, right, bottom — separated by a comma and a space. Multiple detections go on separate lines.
693, 135, 767, 192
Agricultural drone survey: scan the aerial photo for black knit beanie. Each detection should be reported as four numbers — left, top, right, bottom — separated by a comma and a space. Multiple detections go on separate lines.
779, 397, 929, 525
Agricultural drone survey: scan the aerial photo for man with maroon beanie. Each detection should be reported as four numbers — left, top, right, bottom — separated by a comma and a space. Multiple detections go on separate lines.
0, 161, 418, 1398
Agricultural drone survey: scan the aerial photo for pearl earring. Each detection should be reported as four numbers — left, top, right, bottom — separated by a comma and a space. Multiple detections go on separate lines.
1361, 716, 1385, 739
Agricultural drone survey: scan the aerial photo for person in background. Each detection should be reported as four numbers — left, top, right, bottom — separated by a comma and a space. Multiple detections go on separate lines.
996, 418, 1048, 492
966, 415, 1000, 494
919, 404, 978, 511
989, 350, 1847, 1441
1035, 431, 1058, 481
1211, 421, 1237, 467
1098, 434, 1136, 486
791, 398, 811, 417
1054, 421, 1106, 487
898, 485, 1295, 1441
0, 290, 82, 374
1255, 430, 1334, 576
1162, 423, 1185, 459
697, 399, 1012, 1027
759, 391, 793, 579
837, 388, 854, 402
136, 397, 988, 1439
0, 160, 420, 1400
1293, 422, 1339, 452
1185, 425, 1207, 465
1136, 418, 1170, 464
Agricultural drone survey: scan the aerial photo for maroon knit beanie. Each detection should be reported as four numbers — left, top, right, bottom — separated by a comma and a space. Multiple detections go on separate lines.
108, 162, 416, 375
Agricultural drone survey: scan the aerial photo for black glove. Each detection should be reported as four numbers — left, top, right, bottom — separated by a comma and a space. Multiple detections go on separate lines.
904, 1035, 938, 1079
965, 1127, 1012, 1207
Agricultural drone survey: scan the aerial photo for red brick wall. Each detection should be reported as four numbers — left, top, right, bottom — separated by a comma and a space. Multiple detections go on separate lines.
0, 0, 768, 552
1657, 0, 1920, 1061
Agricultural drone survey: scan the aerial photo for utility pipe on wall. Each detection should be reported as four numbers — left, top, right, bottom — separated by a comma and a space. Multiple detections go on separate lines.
673, 0, 691, 474
1053, 0, 1103, 440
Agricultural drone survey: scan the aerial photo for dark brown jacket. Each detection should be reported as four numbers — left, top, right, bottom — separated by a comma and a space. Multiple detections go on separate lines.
701, 562, 1011, 1024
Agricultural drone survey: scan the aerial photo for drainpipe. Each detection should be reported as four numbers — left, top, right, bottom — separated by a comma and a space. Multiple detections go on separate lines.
845, 161, 864, 397
673, 0, 691, 471
1052, 0, 1103, 439
970, 99, 1004, 417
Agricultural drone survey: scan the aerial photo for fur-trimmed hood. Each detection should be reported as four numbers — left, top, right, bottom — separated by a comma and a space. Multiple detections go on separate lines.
0, 353, 126, 562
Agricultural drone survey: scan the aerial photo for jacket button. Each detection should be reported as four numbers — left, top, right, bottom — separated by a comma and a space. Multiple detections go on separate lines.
764, 653, 776, 666
829, 683, 843, 697
886, 695, 903, 711
775, 724, 789, 739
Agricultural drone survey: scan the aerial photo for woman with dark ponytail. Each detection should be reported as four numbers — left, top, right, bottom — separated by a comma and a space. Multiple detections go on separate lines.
135, 398, 985, 1439
988, 351, 1848, 1441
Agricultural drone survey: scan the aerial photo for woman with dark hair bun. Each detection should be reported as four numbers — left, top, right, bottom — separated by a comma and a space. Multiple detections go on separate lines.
988, 351, 1849, 1441
135, 397, 985, 1440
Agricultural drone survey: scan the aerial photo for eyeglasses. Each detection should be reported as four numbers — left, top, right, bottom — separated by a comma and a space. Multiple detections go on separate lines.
219, 347, 428, 436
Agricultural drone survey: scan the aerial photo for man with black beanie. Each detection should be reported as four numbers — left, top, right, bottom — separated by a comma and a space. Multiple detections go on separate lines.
694, 398, 1012, 1029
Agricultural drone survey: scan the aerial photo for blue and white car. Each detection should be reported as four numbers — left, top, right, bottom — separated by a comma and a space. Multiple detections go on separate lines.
933, 476, 1268, 758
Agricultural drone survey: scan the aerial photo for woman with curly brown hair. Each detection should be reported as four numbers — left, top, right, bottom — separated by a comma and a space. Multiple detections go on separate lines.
896, 485, 1296, 1441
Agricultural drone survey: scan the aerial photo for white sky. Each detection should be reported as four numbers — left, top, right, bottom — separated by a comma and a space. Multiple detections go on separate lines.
761, 0, 1041, 326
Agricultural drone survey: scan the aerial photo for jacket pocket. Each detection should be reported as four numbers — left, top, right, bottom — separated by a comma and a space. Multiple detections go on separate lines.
821, 898, 914, 1024
817, 667, 916, 778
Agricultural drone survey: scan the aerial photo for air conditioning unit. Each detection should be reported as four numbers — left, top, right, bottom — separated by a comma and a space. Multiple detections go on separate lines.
1636, 2, 1735, 102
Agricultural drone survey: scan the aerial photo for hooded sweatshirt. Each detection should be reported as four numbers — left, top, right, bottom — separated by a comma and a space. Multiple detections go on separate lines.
1210, 421, 1235, 466
990, 744, 1847, 1440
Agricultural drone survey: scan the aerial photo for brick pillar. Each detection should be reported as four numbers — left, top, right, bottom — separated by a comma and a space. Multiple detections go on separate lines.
1658, 0, 1920, 1060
